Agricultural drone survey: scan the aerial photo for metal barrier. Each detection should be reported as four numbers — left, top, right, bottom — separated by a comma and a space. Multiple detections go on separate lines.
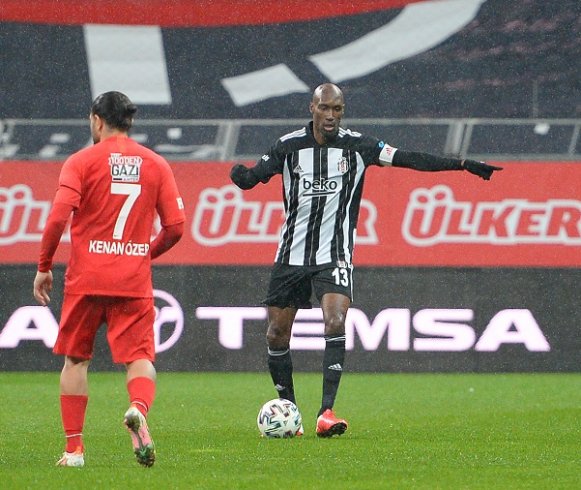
1, 118, 579, 161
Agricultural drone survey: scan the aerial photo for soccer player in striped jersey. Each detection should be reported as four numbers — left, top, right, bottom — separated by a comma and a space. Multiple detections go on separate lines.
230, 83, 501, 437
33, 92, 185, 466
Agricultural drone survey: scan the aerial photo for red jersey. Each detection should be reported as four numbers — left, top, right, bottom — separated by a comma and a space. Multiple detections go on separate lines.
54, 135, 185, 297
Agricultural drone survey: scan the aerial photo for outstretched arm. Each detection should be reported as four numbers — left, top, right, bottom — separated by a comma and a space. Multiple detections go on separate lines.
230, 145, 285, 190
389, 150, 502, 180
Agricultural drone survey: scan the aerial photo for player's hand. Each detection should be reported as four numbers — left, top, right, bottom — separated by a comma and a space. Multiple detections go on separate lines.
230, 163, 249, 183
33, 270, 53, 306
230, 163, 260, 190
463, 160, 503, 180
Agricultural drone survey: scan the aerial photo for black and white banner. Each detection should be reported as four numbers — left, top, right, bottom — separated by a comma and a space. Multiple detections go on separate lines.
0, 0, 578, 120
1, 265, 578, 372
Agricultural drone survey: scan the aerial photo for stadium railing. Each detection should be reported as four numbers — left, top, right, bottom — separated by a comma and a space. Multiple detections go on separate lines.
1, 118, 579, 161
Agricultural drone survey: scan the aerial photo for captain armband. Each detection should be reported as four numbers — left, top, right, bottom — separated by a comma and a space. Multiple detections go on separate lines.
378, 144, 398, 166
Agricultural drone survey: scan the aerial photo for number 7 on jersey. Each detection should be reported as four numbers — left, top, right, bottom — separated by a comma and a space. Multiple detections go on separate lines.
110, 182, 141, 239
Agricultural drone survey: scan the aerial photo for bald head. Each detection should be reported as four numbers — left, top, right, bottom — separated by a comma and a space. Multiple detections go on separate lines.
310, 83, 345, 144
312, 83, 344, 105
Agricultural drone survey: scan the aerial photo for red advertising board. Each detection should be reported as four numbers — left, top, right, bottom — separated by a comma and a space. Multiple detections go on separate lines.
0, 161, 579, 267
0, 0, 423, 26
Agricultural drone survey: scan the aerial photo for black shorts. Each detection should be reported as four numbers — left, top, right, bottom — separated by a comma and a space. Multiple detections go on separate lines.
264, 262, 353, 309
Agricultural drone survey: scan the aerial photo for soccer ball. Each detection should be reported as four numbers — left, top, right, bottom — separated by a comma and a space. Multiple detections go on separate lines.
257, 398, 302, 438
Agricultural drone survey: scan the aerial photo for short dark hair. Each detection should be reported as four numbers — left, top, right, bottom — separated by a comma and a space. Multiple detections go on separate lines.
90, 91, 137, 131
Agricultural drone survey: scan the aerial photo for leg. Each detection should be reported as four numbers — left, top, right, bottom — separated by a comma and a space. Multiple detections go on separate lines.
106, 296, 157, 467
53, 294, 104, 466
123, 358, 157, 467
313, 292, 350, 437
126, 359, 157, 416
319, 292, 350, 415
106, 296, 156, 417
266, 306, 297, 403
58, 356, 90, 464
60, 355, 90, 395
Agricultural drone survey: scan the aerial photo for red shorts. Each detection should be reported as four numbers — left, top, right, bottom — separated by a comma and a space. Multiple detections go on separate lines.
53, 294, 156, 363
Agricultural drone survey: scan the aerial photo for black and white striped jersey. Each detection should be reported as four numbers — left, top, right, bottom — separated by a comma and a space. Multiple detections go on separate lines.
251, 122, 388, 266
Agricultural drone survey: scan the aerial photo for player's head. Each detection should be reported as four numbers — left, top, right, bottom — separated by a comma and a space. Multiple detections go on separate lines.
89, 91, 137, 144
310, 83, 345, 144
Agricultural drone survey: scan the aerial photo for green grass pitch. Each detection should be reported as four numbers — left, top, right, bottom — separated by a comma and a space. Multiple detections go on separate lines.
0, 372, 579, 489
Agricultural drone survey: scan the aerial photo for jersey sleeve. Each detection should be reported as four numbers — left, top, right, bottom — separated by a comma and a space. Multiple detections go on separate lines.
156, 160, 186, 227
37, 199, 74, 272
250, 139, 287, 183
58, 154, 83, 195
53, 179, 81, 208
358, 135, 388, 167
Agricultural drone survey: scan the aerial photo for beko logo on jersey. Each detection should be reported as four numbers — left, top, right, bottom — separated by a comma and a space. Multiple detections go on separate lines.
303, 178, 338, 196
109, 153, 143, 182
192, 185, 378, 246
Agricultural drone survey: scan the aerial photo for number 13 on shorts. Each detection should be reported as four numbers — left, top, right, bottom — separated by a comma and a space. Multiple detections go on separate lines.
332, 267, 350, 287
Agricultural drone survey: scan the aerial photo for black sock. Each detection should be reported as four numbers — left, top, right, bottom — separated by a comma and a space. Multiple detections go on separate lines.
267, 348, 296, 404
319, 334, 346, 416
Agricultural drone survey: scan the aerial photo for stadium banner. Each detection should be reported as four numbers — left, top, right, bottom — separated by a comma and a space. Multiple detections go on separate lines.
0, 265, 578, 372
1, 0, 424, 26
1, 161, 579, 267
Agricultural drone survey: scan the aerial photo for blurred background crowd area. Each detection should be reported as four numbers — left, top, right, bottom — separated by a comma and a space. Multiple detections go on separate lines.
0, 0, 579, 161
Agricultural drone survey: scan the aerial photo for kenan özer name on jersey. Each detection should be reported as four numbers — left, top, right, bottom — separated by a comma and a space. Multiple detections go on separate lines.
89, 240, 150, 256
196, 307, 550, 352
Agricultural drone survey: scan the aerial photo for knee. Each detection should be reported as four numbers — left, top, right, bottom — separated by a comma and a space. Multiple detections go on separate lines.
63, 356, 90, 371
126, 359, 157, 381
325, 312, 346, 336
266, 322, 291, 348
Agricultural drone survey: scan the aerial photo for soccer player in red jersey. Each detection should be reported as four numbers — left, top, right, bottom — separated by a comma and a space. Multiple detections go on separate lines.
33, 92, 186, 468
